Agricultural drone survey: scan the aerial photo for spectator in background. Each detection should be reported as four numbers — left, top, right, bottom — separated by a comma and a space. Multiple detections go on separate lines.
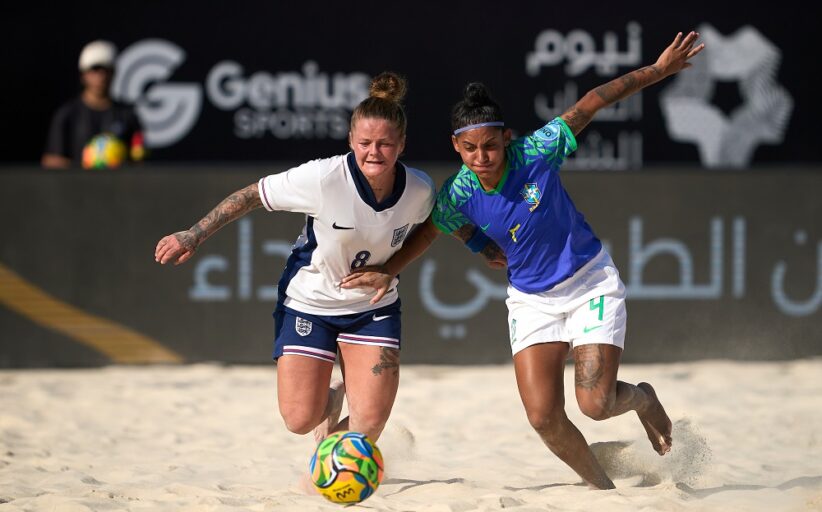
42, 40, 145, 169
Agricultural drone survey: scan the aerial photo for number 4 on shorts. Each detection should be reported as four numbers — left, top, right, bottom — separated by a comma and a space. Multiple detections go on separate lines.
589, 295, 604, 321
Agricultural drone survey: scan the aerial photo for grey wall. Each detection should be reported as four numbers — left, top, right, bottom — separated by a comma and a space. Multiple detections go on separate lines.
1, 167, 820, 366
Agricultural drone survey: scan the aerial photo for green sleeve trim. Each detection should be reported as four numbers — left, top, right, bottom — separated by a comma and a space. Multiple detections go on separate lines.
555, 117, 578, 153
431, 217, 454, 234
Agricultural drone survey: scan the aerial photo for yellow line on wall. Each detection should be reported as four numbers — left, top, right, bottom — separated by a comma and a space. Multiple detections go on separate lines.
0, 263, 182, 364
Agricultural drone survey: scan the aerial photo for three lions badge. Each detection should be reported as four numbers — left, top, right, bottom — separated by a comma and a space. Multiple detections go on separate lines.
296, 317, 312, 336
391, 224, 409, 247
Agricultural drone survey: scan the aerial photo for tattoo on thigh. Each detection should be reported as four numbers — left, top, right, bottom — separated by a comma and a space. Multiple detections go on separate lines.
371, 347, 399, 376
575, 345, 605, 390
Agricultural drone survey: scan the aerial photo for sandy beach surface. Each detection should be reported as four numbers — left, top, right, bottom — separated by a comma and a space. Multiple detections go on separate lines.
2, 359, 821, 511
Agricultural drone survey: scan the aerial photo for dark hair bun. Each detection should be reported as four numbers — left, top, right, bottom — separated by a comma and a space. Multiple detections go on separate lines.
463, 82, 493, 106
370, 72, 407, 103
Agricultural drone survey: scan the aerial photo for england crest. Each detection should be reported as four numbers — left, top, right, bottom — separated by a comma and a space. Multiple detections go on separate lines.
521, 183, 542, 211
391, 224, 410, 247
295, 317, 312, 336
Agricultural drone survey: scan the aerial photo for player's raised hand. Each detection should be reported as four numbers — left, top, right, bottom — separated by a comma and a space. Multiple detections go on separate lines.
654, 31, 705, 77
341, 265, 393, 304
155, 231, 198, 265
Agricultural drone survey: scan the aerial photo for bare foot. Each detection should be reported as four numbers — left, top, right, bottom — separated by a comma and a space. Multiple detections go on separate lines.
313, 379, 345, 443
636, 382, 672, 455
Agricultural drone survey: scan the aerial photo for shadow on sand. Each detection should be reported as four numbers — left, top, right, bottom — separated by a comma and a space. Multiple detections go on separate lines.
676, 475, 822, 498
381, 477, 466, 496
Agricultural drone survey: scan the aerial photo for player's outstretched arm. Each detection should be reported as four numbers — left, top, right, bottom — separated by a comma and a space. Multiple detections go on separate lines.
341, 216, 441, 304
561, 30, 705, 136
155, 183, 262, 265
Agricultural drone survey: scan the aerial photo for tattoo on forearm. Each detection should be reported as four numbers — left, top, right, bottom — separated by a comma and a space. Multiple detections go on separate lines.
594, 65, 662, 104
188, 184, 262, 245
562, 106, 594, 136
452, 224, 475, 243
371, 348, 399, 376
480, 241, 505, 262
575, 345, 605, 390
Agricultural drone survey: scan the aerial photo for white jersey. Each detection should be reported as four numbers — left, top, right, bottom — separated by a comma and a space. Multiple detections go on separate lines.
258, 153, 435, 315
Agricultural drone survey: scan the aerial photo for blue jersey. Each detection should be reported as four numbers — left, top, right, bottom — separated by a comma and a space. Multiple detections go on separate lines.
432, 117, 602, 294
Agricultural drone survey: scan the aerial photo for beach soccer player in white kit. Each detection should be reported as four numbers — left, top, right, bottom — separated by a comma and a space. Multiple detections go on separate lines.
343, 32, 705, 489
155, 72, 435, 444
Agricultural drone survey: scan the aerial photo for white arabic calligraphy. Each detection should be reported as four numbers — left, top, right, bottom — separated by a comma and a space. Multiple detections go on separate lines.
186, 216, 820, 320
562, 130, 643, 171
526, 22, 642, 77
418, 260, 507, 320
627, 216, 725, 299
188, 217, 292, 301
535, 82, 643, 122
771, 231, 822, 317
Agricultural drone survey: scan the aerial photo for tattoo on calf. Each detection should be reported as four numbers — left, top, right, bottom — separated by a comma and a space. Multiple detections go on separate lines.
371, 347, 400, 376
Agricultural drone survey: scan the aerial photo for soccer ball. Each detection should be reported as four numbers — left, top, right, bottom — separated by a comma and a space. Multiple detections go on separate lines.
82, 133, 127, 169
309, 431, 384, 504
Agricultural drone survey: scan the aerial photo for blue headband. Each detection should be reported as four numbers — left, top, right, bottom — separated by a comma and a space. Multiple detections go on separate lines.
453, 121, 505, 135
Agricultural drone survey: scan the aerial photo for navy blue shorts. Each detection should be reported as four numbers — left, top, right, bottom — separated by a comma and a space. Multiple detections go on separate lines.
273, 300, 402, 363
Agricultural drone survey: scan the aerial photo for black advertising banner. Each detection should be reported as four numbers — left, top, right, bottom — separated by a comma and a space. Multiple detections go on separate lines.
1, 168, 819, 367
4, 2, 819, 168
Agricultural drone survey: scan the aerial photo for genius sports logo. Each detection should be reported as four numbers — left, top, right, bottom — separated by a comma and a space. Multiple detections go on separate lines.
659, 24, 793, 168
112, 40, 201, 148
111, 39, 370, 148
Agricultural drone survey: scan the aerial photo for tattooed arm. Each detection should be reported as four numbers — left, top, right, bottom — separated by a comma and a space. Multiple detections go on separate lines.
451, 224, 507, 270
341, 216, 507, 303
341, 216, 441, 304
561, 31, 704, 136
154, 183, 262, 265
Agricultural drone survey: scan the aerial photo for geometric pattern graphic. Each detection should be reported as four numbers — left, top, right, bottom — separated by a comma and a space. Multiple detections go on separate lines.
660, 24, 793, 168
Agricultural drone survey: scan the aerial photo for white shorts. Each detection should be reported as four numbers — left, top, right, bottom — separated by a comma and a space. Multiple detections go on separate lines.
506, 249, 627, 356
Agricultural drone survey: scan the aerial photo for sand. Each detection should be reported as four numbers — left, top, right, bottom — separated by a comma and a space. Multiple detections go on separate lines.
2, 359, 821, 511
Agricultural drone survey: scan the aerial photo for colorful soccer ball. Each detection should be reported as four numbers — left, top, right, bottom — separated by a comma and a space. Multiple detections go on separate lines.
82, 133, 127, 169
309, 431, 384, 504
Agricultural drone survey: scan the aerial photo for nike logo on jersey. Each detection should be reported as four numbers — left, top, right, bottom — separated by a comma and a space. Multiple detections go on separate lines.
583, 325, 603, 333
373, 314, 391, 321
481, 223, 490, 232
332, 222, 354, 230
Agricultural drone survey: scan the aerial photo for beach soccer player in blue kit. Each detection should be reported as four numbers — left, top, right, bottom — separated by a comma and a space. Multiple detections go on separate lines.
342, 32, 705, 489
